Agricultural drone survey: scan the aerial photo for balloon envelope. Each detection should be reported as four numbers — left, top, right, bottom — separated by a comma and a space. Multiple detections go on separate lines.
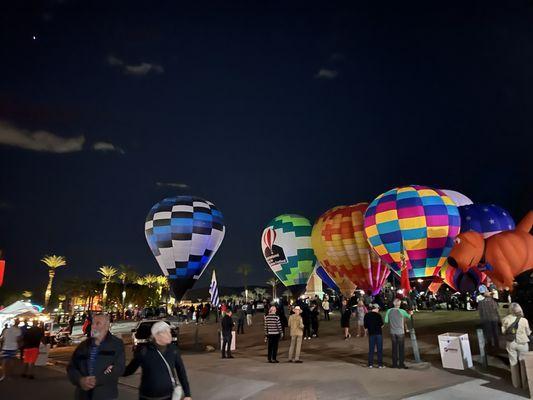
442, 263, 485, 293
261, 214, 316, 295
315, 264, 340, 292
312, 203, 389, 296
145, 196, 225, 301
364, 185, 461, 279
459, 203, 515, 239
441, 189, 473, 207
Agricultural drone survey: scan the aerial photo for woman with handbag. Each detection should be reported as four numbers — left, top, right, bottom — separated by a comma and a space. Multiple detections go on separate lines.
124, 321, 192, 400
501, 302, 532, 389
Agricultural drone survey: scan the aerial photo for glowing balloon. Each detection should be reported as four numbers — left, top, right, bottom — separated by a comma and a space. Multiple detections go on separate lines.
441, 264, 485, 293
261, 214, 316, 297
364, 185, 461, 279
312, 204, 389, 296
459, 203, 515, 239
441, 189, 473, 207
145, 196, 225, 301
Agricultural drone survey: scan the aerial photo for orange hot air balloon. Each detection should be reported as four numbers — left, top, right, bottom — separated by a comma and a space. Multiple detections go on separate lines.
311, 203, 390, 296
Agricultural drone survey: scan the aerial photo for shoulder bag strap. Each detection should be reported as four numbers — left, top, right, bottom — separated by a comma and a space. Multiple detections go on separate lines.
156, 349, 177, 387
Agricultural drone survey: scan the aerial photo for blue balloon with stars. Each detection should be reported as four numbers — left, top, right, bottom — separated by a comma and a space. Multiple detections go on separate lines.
145, 196, 225, 301
459, 203, 515, 239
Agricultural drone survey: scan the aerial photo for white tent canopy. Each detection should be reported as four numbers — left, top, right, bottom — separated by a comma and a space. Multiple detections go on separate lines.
0, 301, 40, 327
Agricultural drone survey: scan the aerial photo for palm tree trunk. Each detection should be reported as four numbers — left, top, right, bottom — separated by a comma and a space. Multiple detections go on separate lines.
102, 282, 108, 309
44, 269, 55, 308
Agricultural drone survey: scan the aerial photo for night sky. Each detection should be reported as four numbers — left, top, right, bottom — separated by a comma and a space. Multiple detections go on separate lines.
1, 1, 532, 296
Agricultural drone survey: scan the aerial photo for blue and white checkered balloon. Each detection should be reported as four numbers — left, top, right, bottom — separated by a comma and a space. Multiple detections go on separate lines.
145, 196, 225, 300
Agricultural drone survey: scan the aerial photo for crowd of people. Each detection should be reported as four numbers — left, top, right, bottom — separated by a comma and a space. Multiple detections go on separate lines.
0, 318, 44, 381
1, 282, 532, 397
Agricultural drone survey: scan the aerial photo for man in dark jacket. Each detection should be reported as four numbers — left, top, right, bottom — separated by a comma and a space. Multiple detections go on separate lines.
220, 310, 234, 358
364, 304, 384, 368
67, 314, 125, 400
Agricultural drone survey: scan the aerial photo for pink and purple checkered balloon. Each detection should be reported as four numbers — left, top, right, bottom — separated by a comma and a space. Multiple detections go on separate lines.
363, 185, 461, 279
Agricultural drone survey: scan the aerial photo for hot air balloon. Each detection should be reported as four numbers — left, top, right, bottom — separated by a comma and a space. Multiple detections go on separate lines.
441, 189, 473, 207
459, 203, 515, 238
441, 264, 485, 293
364, 186, 461, 285
145, 196, 225, 301
312, 204, 390, 296
315, 264, 340, 292
261, 214, 316, 297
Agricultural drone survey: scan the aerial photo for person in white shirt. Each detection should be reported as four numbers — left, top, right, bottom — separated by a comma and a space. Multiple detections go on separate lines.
501, 303, 532, 389
0, 320, 22, 381
322, 298, 330, 321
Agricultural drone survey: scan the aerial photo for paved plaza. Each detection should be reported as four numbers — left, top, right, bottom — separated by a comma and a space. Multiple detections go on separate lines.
1, 310, 530, 399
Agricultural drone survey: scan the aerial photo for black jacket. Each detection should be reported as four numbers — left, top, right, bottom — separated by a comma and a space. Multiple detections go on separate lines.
67, 333, 125, 400
221, 315, 234, 334
364, 312, 383, 335
124, 343, 191, 398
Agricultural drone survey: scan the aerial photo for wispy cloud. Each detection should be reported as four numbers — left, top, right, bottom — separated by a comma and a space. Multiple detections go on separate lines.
314, 69, 338, 80
0, 120, 85, 153
107, 55, 164, 76
156, 182, 189, 189
93, 141, 125, 154
330, 53, 345, 62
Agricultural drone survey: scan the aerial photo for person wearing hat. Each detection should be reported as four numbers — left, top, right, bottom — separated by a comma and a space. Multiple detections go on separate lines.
364, 304, 385, 368
477, 284, 501, 349
288, 306, 304, 363
124, 321, 192, 400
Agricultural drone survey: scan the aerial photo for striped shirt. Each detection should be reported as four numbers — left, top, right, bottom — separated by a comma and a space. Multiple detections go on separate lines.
88, 343, 99, 375
264, 314, 283, 336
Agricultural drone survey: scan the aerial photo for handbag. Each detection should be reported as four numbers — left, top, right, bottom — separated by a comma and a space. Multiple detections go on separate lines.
156, 349, 184, 400
504, 316, 521, 342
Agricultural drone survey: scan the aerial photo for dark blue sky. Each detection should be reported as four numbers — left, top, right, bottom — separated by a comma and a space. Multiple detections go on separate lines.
1, 0, 531, 295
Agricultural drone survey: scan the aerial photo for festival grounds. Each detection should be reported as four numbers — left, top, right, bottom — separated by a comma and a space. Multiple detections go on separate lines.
1, 309, 531, 400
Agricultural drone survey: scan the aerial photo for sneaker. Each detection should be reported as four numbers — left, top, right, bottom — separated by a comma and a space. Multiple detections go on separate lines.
368, 365, 373, 369
221, 355, 227, 359
228, 355, 234, 359
378, 365, 385, 369
400, 365, 408, 369
273, 360, 279, 363
294, 360, 303, 363
288, 360, 293, 363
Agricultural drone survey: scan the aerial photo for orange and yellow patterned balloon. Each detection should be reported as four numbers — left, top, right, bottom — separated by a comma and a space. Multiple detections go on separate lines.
311, 203, 390, 296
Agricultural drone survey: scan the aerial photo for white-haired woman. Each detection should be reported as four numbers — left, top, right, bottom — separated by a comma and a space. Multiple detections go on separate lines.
124, 321, 192, 400
501, 302, 531, 389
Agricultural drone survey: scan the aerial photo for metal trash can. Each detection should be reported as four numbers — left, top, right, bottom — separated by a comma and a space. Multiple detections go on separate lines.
438, 332, 473, 370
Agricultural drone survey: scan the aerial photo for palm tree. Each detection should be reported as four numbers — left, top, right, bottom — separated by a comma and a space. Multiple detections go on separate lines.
266, 277, 279, 298
98, 266, 118, 308
58, 294, 66, 310
41, 255, 67, 308
254, 287, 266, 300
118, 265, 138, 317
237, 264, 252, 300
139, 274, 159, 307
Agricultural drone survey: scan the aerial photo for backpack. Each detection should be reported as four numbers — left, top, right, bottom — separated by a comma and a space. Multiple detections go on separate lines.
504, 317, 521, 342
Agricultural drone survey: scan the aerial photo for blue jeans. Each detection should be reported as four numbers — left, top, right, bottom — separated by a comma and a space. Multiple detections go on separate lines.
368, 334, 383, 366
